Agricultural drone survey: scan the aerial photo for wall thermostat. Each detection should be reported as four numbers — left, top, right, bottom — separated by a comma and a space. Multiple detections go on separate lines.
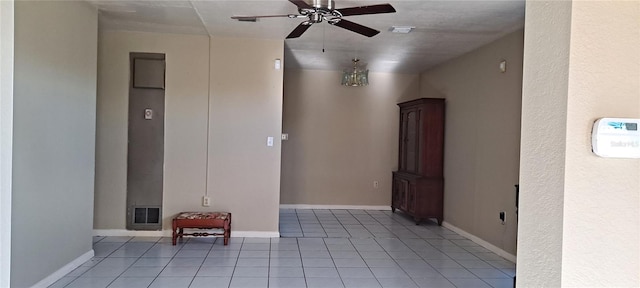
144, 108, 153, 120
592, 118, 640, 158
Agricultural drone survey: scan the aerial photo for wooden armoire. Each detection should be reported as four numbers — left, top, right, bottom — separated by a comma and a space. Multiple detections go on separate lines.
392, 98, 445, 225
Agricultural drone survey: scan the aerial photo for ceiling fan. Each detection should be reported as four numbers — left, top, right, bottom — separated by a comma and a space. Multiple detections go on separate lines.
231, 0, 396, 39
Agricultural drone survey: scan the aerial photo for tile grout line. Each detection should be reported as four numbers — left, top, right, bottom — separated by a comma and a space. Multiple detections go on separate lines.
317, 209, 346, 288
70, 236, 158, 288
335, 209, 384, 288
59, 211, 515, 288
188, 237, 215, 288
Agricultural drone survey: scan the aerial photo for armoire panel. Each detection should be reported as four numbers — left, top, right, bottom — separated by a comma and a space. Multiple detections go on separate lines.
392, 98, 445, 225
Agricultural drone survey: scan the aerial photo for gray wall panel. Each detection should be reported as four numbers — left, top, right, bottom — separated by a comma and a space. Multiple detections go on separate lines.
127, 53, 165, 230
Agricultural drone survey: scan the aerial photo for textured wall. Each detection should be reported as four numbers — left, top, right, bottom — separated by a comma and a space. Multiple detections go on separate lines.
518, 1, 640, 286
420, 30, 524, 256
561, 1, 639, 286
280, 69, 419, 206
11, 2, 97, 287
517, 2, 571, 286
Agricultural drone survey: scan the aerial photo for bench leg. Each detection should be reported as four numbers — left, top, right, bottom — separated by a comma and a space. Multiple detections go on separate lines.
223, 217, 231, 246
172, 219, 178, 245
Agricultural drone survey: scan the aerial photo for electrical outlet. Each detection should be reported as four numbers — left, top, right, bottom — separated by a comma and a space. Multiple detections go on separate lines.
202, 196, 211, 207
499, 211, 506, 225
373, 181, 379, 189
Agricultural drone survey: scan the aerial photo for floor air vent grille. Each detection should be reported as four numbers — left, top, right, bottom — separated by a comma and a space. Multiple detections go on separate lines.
130, 206, 162, 230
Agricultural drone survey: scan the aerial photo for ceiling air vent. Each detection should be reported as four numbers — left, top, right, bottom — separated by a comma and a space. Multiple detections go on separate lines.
390, 26, 414, 34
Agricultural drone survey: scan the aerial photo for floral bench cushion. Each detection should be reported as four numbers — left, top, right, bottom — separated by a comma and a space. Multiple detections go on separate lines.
175, 212, 229, 220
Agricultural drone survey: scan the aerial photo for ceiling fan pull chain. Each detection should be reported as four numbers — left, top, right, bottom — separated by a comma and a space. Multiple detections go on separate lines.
322, 22, 326, 53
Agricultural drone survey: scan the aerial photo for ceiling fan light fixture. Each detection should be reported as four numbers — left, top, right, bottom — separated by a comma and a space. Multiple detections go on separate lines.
341, 59, 369, 87
232, 1, 396, 39
390, 26, 414, 33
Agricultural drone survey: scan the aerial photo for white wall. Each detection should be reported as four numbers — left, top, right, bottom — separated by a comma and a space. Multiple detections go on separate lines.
11, 1, 97, 287
281, 69, 419, 206
0, 0, 14, 286
518, 1, 640, 286
95, 33, 283, 234
420, 30, 524, 256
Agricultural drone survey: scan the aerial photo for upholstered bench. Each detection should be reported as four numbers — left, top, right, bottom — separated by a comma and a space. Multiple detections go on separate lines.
172, 212, 231, 245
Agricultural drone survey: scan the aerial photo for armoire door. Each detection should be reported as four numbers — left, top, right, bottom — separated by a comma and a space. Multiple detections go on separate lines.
403, 108, 420, 173
398, 178, 410, 211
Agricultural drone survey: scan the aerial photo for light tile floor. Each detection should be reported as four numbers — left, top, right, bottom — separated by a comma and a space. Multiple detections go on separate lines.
50, 209, 515, 288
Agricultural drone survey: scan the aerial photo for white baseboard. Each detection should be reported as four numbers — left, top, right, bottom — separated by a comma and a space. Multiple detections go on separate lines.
93, 229, 279, 238
280, 204, 392, 210
93, 229, 171, 237
231, 231, 280, 238
442, 221, 516, 263
31, 250, 94, 288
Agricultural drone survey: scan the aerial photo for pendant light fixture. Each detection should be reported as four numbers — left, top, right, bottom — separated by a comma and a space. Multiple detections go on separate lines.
341, 58, 369, 87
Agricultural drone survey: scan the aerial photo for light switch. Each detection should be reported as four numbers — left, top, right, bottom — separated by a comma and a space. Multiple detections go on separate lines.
267, 136, 274, 147
499, 60, 507, 73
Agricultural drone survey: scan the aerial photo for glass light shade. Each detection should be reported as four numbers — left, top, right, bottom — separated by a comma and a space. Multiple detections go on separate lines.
341, 59, 369, 87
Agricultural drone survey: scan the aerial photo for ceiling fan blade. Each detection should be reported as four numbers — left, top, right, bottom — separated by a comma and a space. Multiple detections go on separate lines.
337, 4, 396, 16
331, 19, 379, 37
289, 0, 312, 9
287, 22, 312, 39
231, 14, 292, 22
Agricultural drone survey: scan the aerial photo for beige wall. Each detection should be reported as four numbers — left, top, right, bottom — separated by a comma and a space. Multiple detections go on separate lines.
280, 69, 419, 205
281, 31, 523, 256
95, 31, 210, 231
518, 1, 640, 286
11, 1, 97, 287
420, 30, 524, 256
95, 32, 283, 233
562, 1, 639, 285
208, 37, 283, 232
516, 1, 570, 286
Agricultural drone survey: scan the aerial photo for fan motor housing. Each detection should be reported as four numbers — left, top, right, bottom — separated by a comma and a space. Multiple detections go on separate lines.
311, 0, 334, 10
299, 0, 341, 23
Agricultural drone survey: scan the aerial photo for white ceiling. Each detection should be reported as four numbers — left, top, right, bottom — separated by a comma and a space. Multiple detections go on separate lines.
90, 0, 525, 73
